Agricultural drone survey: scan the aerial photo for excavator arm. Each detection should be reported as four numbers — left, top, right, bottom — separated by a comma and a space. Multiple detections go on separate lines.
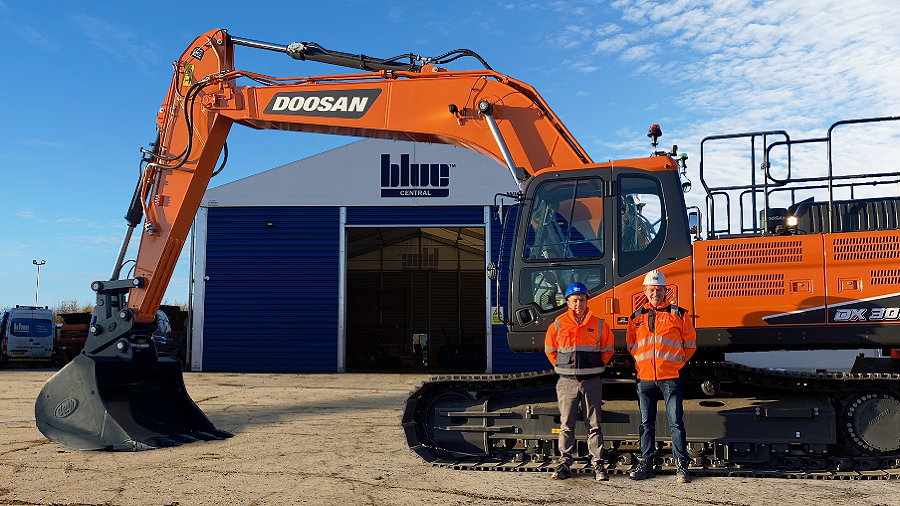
131, 28, 590, 323
35, 28, 591, 451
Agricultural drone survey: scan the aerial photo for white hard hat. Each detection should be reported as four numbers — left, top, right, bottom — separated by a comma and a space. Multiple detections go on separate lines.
642, 269, 667, 286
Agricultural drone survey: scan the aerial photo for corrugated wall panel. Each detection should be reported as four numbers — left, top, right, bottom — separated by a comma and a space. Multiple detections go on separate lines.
203, 206, 339, 372
490, 205, 549, 373
347, 206, 485, 225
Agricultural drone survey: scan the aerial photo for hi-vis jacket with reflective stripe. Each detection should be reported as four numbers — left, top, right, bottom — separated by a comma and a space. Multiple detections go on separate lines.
544, 309, 615, 376
626, 303, 697, 381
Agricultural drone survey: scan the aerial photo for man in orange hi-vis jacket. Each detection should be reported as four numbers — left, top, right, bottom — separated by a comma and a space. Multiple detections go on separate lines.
626, 269, 697, 484
545, 282, 615, 482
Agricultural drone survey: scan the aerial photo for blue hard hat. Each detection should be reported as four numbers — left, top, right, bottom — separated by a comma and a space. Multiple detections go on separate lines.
564, 282, 588, 299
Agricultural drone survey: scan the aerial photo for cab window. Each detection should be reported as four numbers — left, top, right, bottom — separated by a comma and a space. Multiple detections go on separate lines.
618, 175, 665, 276
518, 265, 606, 310
524, 178, 604, 261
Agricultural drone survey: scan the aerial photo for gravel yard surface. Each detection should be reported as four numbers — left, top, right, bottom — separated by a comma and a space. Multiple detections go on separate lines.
1, 370, 897, 505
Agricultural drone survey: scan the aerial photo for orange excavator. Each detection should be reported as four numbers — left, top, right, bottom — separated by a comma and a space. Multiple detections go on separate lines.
36, 30, 899, 478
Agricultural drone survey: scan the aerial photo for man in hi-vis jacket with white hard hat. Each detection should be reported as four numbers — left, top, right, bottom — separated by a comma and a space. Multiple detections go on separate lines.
544, 282, 615, 482
626, 269, 697, 483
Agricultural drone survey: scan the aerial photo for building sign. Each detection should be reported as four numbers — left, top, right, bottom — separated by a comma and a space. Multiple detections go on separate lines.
381, 153, 453, 197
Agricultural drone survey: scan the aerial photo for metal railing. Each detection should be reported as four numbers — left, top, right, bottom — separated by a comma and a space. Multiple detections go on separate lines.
698, 116, 900, 238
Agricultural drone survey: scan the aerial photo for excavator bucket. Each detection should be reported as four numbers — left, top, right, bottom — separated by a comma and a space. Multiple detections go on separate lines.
35, 354, 232, 451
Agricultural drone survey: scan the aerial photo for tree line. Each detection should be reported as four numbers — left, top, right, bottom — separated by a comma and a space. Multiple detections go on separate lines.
1, 299, 187, 322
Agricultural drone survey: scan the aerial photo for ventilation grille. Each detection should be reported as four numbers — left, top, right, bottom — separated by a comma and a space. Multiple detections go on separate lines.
833, 235, 900, 261
872, 269, 900, 285
707, 274, 785, 298
706, 241, 802, 266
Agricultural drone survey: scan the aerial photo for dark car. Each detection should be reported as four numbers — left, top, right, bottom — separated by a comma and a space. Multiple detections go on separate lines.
151, 310, 183, 360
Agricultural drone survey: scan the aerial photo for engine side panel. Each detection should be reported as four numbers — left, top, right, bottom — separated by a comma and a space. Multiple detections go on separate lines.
692, 234, 826, 328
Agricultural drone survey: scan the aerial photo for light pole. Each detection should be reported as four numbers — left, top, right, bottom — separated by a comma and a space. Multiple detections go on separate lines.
33, 259, 46, 306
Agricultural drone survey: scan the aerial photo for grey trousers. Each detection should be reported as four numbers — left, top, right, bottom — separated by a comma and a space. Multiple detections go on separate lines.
556, 375, 604, 466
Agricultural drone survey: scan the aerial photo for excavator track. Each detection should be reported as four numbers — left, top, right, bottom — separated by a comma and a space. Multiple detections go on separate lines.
401, 363, 900, 480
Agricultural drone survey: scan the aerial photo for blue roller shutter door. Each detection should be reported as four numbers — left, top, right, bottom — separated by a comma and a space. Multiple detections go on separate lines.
203, 207, 339, 372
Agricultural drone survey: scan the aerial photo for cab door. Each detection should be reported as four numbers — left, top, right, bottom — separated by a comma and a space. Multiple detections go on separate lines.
506, 168, 615, 351
610, 167, 693, 330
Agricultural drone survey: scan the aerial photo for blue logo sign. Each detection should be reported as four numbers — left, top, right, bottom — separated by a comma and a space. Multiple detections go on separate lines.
381, 154, 453, 197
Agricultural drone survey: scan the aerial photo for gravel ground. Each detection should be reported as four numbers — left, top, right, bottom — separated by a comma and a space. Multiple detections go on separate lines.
0, 370, 897, 506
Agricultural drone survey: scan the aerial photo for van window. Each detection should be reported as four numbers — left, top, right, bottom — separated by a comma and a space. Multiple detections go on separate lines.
10, 319, 54, 338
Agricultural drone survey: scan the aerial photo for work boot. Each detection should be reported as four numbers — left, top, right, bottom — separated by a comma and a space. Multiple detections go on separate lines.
595, 464, 609, 481
551, 463, 571, 480
675, 460, 691, 483
629, 458, 656, 480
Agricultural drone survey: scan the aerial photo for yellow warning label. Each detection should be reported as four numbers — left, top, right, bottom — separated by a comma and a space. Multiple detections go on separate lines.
491, 306, 504, 325
551, 428, 561, 434
182, 64, 194, 88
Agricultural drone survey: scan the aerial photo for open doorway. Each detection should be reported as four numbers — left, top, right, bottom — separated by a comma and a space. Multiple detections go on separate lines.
345, 226, 486, 372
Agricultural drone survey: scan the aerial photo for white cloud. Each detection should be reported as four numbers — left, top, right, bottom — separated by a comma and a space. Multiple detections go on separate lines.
0, 241, 30, 258
620, 44, 657, 62
554, 0, 899, 130
69, 14, 161, 73
0, 2, 59, 53
18, 138, 80, 150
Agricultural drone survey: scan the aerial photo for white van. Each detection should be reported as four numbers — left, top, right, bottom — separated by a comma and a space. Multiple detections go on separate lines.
0, 306, 55, 365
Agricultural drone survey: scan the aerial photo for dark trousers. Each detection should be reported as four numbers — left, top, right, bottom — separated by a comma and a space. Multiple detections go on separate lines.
556, 375, 604, 466
635, 377, 687, 461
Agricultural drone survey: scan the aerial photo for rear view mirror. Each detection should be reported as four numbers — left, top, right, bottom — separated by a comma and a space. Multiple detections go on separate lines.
687, 209, 701, 240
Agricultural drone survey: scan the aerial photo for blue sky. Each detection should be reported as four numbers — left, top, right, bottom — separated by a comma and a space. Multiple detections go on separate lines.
1, 0, 898, 309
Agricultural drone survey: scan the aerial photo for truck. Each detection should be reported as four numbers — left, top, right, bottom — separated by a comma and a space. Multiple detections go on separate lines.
54, 312, 91, 365
34, 30, 898, 479
1, 305, 55, 365
54, 306, 186, 365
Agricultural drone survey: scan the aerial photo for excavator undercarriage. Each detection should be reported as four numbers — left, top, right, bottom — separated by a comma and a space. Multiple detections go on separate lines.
402, 362, 900, 479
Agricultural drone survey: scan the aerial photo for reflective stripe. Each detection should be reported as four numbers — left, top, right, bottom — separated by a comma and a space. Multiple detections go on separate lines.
633, 350, 686, 363
599, 345, 615, 352
683, 339, 696, 348
632, 351, 653, 362
545, 345, 557, 353
627, 343, 637, 351
555, 365, 606, 375
635, 335, 683, 350
655, 350, 685, 363
556, 344, 604, 353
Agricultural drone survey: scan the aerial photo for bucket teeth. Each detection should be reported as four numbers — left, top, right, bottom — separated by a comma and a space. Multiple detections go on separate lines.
170, 433, 200, 444
193, 431, 225, 441
150, 436, 183, 448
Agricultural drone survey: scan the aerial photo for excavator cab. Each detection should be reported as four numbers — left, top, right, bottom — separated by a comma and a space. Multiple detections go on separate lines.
506, 159, 692, 351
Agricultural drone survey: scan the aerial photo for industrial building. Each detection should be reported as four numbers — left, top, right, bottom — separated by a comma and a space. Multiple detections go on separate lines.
189, 139, 548, 374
